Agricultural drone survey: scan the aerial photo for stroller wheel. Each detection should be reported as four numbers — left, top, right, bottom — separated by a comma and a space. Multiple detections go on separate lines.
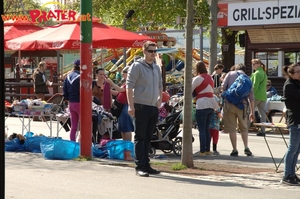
173, 137, 182, 156
149, 147, 156, 158
161, 149, 172, 154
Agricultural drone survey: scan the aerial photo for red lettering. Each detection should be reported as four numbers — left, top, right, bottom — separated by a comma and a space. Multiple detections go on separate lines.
47, 10, 57, 20
86, 13, 91, 21
54, 10, 63, 20
1, 15, 11, 21
38, 11, 48, 23
29, 10, 41, 23
61, 10, 68, 20
68, 10, 76, 21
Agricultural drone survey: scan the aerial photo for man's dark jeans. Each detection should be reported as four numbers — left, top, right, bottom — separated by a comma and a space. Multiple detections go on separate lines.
134, 103, 158, 171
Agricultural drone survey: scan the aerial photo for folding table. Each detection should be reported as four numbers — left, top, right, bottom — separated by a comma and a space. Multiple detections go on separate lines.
253, 122, 292, 172
55, 112, 71, 138
16, 113, 53, 137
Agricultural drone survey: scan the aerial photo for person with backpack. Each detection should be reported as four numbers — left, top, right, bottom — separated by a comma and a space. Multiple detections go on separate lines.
251, 59, 268, 136
192, 61, 219, 156
221, 63, 255, 157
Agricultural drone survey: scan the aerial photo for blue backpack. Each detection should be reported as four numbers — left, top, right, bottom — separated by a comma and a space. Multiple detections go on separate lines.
221, 72, 252, 110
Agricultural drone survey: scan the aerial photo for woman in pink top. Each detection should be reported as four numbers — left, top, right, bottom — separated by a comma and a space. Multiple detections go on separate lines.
106, 66, 134, 141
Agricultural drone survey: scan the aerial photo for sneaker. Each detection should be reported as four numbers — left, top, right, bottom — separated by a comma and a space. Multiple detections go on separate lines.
136, 170, 149, 177
244, 148, 253, 156
213, 151, 220, 155
230, 150, 238, 157
256, 132, 265, 136
146, 167, 160, 175
199, 152, 206, 156
206, 151, 212, 155
294, 175, 300, 183
281, 175, 299, 186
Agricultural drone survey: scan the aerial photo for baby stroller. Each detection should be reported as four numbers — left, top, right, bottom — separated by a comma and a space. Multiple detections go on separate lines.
150, 110, 188, 156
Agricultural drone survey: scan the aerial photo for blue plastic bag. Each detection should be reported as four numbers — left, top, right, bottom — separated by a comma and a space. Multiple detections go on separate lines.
92, 146, 107, 158
106, 140, 134, 160
5, 138, 26, 152
25, 136, 47, 153
40, 138, 80, 160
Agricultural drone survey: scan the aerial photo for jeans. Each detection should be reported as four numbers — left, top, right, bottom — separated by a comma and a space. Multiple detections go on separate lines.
284, 124, 300, 177
196, 108, 214, 153
69, 102, 80, 141
134, 103, 158, 171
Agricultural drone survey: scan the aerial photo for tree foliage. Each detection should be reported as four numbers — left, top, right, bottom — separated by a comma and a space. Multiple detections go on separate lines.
4, 0, 41, 14
72, 0, 210, 31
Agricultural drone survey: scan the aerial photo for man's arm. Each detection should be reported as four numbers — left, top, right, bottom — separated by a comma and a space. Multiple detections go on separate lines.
126, 88, 134, 117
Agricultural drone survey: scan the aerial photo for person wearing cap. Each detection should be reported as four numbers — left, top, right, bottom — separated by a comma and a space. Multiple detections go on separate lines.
126, 41, 163, 177
106, 66, 134, 144
63, 59, 81, 141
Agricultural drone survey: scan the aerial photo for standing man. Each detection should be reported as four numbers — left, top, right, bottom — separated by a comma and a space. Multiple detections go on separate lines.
126, 41, 163, 177
63, 60, 80, 142
222, 63, 255, 157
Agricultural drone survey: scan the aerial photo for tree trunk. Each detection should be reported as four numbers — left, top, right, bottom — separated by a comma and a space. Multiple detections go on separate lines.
221, 28, 237, 72
181, 0, 194, 168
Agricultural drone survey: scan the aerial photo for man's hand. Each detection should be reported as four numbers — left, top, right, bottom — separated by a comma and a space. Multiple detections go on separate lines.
156, 99, 162, 108
128, 105, 135, 117
249, 113, 255, 122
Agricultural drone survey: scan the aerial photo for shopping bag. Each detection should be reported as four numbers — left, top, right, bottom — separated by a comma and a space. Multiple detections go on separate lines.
106, 140, 134, 160
40, 138, 80, 160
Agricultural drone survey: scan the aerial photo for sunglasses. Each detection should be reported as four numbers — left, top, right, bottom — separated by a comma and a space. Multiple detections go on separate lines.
147, 50, 157, 53
266, 85, 270, 86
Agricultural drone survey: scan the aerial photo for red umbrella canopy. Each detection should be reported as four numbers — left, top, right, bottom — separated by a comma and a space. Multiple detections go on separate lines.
4, 20, 43, 42
6, 21, 155, 50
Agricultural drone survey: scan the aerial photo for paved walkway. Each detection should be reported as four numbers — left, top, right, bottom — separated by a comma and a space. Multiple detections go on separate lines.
4, 116, 300, 198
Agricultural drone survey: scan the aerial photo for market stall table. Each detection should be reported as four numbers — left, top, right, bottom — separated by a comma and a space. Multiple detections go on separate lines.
15, 113, 54, 137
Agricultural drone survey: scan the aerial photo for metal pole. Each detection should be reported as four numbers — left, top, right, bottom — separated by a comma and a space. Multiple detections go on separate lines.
123, 19, 127, 68
0, 1, 5, 196
200, 24, 203, 61
80, 0, 92, 157
209, 0, 218, 75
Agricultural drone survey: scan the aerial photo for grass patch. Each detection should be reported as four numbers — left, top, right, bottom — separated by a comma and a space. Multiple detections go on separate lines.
152, 162, 168, 166
74, 156, 93, 161
171, 163, 187, 171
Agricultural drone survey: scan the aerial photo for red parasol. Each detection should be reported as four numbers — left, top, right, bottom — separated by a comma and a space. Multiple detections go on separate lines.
4, 20, 43, 49
6, 20, 155, 50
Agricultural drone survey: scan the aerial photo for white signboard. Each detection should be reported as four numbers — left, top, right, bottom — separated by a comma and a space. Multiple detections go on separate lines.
228, 0, 300, 26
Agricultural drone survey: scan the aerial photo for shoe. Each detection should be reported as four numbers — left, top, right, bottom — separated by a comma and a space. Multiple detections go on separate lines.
206, 151, 212, 155
281, 175, 299, 186
136, 170, 149, 177
244, 148, 253, 156
294, 175, 300, 183
256, 132, 265, 136
146, 167, 161, 175
213, 151, 220, 155
199, 152, 206, 156
230, 150, 238, 157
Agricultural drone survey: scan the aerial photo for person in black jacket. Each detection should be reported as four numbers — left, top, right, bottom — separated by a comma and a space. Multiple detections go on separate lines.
32, 61, 51, 100
281, 63, 300, 186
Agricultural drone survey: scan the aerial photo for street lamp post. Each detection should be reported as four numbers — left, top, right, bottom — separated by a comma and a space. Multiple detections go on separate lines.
199, 23, 204, 61
122, 10, 135, 68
